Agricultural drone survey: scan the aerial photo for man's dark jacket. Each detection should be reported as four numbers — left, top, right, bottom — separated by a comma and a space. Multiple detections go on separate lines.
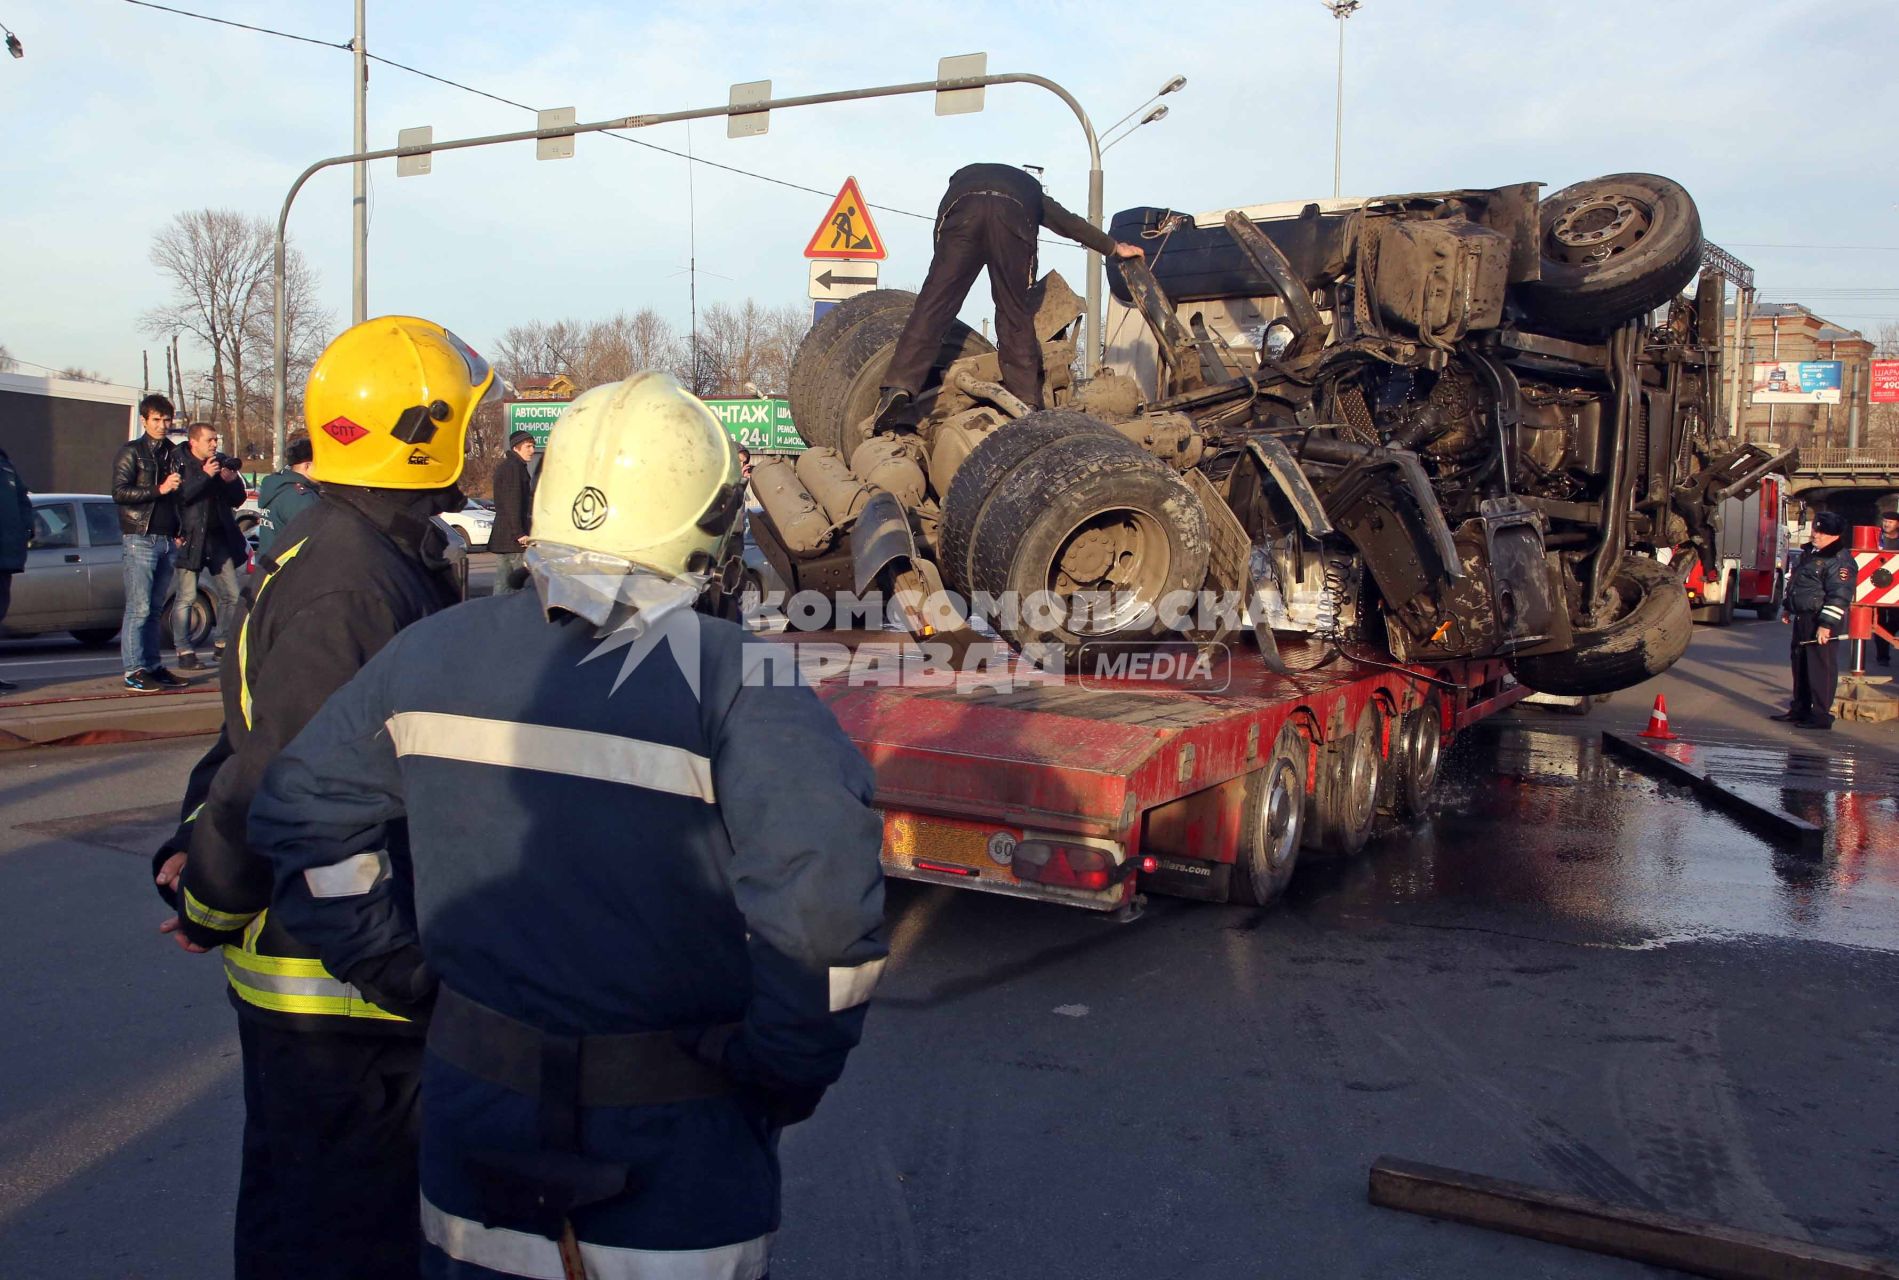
112, 434, 182, 535
0, 448, 31, 575
1785, 538, 1853, 629
174, 460, 248, 572
488, 452, 534, 550
161, 488, 460, 1032
937, 162, 1117, 256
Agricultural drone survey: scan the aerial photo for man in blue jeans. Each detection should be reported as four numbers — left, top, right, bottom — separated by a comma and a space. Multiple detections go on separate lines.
111, 394, 188, 692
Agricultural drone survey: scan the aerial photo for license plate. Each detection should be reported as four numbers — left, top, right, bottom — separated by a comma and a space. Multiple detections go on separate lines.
882, 812, 1021, 876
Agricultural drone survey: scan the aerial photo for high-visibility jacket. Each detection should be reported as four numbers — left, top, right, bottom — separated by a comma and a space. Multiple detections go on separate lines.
248, 588, 887, 1277
162, 489, 458, 1031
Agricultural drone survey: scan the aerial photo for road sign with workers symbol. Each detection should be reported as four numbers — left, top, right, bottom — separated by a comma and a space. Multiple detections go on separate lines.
804, 176, 887, 261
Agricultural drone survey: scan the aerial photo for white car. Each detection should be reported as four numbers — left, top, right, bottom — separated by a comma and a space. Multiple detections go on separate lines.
438, 503, 494, 552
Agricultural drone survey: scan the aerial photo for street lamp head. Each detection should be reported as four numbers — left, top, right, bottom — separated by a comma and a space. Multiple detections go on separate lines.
5, 33, 22, 59
1159, 75, 1186, 96
1141, 105, 1169, 126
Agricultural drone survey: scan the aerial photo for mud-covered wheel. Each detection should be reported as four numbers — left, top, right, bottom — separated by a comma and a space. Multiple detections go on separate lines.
968, 432, 1211, 665
1511, 554, 1692, 696
1307, 704, 1386, 858
1515, 174, 1702, 335
1391, 701, 1443, 822
1229, 725, 1309, 906
786, 289, 993, 456
787, 289, 915, 446
939, 411, 1131, 597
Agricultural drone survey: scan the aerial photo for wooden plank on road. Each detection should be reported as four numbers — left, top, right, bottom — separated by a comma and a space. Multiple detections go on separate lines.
1369, 1156, 1899, 1280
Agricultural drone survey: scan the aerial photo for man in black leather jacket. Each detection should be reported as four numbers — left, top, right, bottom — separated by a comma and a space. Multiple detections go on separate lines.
111, 394, 187, 692
170, 422, 249, 669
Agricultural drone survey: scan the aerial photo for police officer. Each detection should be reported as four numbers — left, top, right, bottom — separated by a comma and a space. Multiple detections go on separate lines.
153, 316, 499, 1278
248, 372, 887, 1280
872, 162, 1147, 429
1774, 510, 1854, 731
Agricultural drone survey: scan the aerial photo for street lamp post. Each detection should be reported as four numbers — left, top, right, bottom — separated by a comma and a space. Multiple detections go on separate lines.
272, 68, 1112, 467
351, 0, 367, 325
1325, 0, 1361, 198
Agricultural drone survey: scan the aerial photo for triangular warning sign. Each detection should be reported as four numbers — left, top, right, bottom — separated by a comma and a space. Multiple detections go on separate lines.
804, 176, 887, 261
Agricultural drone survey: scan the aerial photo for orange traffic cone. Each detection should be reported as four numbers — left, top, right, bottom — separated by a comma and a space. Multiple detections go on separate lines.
1639, 694, 1678, 741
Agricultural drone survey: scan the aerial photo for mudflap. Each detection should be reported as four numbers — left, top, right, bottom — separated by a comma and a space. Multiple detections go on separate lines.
850, 490, 979, 649
850, 491, 919, 595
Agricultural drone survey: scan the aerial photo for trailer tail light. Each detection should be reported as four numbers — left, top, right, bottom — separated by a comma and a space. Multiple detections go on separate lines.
1011, 840, 1118, 891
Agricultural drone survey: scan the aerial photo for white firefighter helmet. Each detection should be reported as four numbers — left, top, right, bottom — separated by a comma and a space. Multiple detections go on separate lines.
531, 372, 744, 578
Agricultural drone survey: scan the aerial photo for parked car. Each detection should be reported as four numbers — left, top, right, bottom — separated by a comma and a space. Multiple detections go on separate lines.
1, 493, 247, 649
439, 503, 494, 551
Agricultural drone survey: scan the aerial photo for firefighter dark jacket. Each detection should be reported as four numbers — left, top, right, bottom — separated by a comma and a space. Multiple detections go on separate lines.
1785, 538, 1853, 630
160, 489, 459, 1031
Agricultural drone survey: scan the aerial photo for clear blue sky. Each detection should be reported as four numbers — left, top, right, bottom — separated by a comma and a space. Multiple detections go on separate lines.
2, 0, 1895, 389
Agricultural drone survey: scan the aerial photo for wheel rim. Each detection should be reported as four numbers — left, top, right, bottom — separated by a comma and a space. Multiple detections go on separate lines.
1262, 758, 1303, 873
1343, 721, 1382, 831
1044, 506, 1173, 635
1548, 195, 1653, 265
1408, 707, 1441, 801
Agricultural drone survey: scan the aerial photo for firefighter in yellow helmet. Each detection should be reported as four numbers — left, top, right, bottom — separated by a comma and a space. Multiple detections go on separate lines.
153, 316, 498, 1279
248, 372, 887, 1280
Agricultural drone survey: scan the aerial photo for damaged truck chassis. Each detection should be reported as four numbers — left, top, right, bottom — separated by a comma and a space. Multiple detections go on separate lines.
753, 173, 1787, 697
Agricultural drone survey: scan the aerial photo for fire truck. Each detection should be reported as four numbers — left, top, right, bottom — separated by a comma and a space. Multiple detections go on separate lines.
1684, 475, 1790, 624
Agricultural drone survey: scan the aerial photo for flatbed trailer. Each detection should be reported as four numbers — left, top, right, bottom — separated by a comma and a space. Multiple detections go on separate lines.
798, 635, 1528, 913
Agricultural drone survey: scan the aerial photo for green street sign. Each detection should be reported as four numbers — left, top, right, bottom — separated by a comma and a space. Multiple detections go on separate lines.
703, 398, 805, 454
506, 400, 568, 448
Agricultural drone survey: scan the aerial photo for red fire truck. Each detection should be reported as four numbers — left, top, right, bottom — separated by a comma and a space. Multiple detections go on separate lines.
1684, 475, 1789, 624
801, 637, 1526, 915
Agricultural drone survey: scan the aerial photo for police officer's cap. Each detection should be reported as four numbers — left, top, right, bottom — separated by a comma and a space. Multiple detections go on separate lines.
1813, 511, 1846, 536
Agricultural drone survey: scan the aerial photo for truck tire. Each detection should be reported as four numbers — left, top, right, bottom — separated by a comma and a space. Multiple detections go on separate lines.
787, 289, 992, 457
1515, 174, 1702, 335
1229, 725, 1309, 907
939, 411, 1130, 597
967, 432, 1210, 665
1391, 701, 1444, 822
1510, 555, 1693, 696
1306, 704, 1385, 858
788, 290, 916, 447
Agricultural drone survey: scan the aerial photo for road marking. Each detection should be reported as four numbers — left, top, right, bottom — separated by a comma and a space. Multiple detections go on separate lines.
1052, 1004, 1089, 1018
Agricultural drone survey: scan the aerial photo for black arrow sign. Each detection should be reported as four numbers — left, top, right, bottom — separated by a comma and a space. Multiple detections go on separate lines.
816, 268, 878, 290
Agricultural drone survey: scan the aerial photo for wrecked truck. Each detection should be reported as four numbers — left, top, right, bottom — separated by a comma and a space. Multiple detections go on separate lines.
750, 173, 1780, 696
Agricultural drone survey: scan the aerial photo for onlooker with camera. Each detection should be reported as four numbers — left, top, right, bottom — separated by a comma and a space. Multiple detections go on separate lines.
112, 394, 186, 692
0, 444, 32, 694
171, 423, 248, 670
487, 429, 536, 596
257, 434, 320, 557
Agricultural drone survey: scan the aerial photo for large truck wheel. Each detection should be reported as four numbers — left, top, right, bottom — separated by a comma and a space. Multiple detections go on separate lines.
1391, 701, 1443, 822
1229, 725, 1309, 907
967, 431, 1210, 666
787, 290, 915, 449
1306, 704, 1386, 858
786, 289, 992, 457
1511, 555, 1692, 696
1514, 174, 1702, 335
939, 411, 1130, 597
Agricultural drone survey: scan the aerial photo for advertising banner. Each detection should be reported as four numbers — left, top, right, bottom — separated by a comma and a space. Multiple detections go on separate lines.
1750, 361, 1842, 405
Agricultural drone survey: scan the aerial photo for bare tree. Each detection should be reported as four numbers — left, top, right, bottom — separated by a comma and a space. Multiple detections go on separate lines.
0, 343, 15, 373
143, 209, 331, 462
56, 366, 107, 383
495, 311, 682, 392
692, 301, 806, 397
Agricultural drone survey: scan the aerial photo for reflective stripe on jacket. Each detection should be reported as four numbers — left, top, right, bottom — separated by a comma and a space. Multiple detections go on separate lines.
170, 492, 457, 1031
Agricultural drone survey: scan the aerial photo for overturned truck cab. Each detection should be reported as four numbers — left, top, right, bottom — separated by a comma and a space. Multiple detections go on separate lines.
759, 173, 1775, 697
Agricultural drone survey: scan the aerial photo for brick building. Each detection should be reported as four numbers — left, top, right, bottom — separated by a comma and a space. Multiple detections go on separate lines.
1723, 303, 1877, 450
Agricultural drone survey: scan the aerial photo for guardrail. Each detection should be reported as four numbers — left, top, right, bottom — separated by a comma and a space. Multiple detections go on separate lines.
1794, 447, 1899, 473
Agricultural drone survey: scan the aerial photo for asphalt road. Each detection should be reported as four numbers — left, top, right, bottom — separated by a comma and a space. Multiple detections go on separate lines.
0, 613, 1893, 1279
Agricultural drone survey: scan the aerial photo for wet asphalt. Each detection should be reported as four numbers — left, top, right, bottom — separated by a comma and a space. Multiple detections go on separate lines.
0, 615, 1894, 1278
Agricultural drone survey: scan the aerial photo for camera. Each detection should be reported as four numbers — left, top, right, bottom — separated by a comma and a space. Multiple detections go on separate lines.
214, 453, 241, 472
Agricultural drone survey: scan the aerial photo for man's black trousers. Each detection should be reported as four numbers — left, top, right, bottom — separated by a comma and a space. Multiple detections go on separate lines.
882, 194, 1042, 411
1788, 612, 1839, 727
235, 1019, 423, 1280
